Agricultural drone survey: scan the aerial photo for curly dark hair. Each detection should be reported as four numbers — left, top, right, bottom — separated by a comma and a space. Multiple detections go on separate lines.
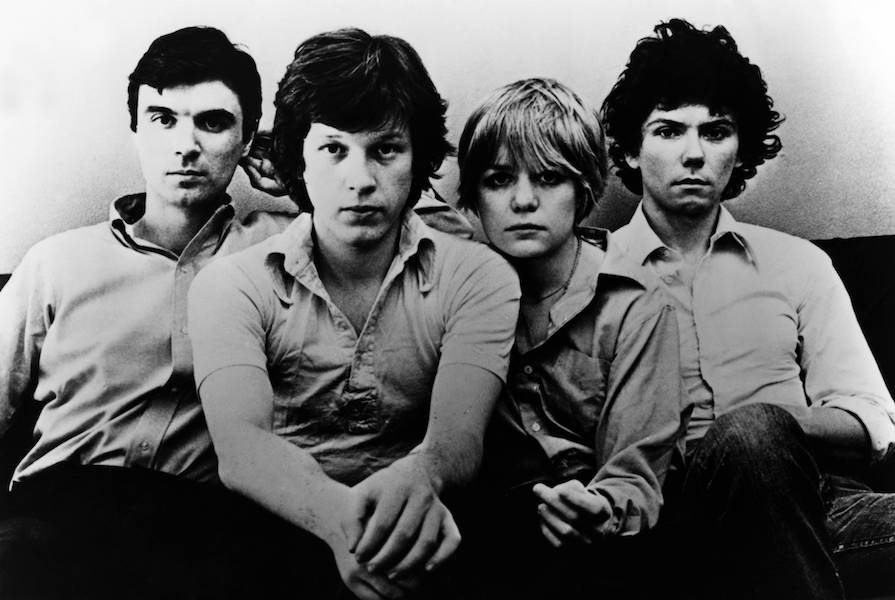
601, 18, 783, 200
128, 26, 261, 142
271, 28, 453, 212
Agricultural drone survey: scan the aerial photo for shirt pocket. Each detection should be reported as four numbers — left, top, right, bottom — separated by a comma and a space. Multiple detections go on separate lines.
541, 349, 611, 438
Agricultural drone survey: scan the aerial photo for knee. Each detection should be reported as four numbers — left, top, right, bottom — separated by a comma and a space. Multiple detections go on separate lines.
707, 403, 804, 458
689, 403, 816, 485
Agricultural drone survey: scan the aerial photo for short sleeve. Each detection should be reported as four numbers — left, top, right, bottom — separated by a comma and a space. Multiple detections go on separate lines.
438, 248, 520, 382
188, 257, 271, 390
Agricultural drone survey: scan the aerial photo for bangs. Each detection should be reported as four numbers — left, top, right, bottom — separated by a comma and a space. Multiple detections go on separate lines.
475, 105, 583, 179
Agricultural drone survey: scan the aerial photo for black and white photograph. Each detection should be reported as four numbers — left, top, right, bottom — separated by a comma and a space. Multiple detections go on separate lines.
1, 1, 894, 598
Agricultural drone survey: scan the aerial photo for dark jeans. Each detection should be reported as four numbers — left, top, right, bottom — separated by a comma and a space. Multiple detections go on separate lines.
0, 463, 470, 600
0, 463, 349, 599
672, 403, 895, 600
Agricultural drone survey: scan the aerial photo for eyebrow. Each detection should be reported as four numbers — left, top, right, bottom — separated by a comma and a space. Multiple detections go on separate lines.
645, 117, 737, 128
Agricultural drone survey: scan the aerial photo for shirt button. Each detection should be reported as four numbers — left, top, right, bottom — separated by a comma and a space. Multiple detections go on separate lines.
523, 365, 533, 375
531, 422, 542, 432
138, 441, 151, 453
170, 385, 179, 394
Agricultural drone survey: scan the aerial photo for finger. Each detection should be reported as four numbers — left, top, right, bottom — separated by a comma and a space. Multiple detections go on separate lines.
424, 510, 461, 572
532, 484, 579, 522
385, 504, 443, 577
539, 519, 564, 548
360, 571, 407, 600
537, 502, 591, 546
354, 494, 407, 563
345, 492, 375, 553
366, 495, 428, 573
557, 487, 613, 522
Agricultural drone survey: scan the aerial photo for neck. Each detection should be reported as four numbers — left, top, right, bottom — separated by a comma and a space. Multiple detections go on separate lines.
641, 199, 720, 263
135, 192, 224, 255
313, 223, 400, 291
515, 235, 580, 303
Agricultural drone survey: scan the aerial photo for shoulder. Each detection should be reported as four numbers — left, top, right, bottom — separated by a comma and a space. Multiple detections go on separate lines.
224, 209, 297, 250
735, 222, 832, 271
18, 222, 113, 272
426, 226, 516, 283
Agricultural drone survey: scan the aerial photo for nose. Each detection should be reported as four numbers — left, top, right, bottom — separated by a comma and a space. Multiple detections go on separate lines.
174, 122, 200, 160
510, 176, 538, 212
681, 129, 705, 168
344, 153, 376, 194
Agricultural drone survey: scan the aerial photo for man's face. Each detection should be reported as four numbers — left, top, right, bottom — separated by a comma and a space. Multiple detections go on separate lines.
302, 122, 414, 250
133, 81, 251, 210
626, 104, 740, 219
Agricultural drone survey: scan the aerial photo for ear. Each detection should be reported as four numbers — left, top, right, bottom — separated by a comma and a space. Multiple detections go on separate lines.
240, 129, 256, 160
625, 153, 639, 170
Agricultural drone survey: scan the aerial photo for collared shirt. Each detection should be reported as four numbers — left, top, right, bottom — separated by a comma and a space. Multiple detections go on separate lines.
0, 194, 292, 485
614, 204, 895, 463
495, 229, 684, 535
189, 211, 520, 486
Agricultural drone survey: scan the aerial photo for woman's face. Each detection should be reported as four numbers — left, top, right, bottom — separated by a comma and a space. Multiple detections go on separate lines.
476, 146, 579, 260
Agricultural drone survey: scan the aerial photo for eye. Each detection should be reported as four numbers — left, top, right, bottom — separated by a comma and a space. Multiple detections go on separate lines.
536, 170, 566, 186
702, 125, 735, 142
320, 143, 347, 157
375, 143, 402, 160
197, 115, 226, 133
653, 126, 679, 139
150, 113, 175, 127
481, 171, 513, 189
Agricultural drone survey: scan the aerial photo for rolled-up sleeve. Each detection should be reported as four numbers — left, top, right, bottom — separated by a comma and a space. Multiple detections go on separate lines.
588, 301, 685, 535
798, 253, 895, 463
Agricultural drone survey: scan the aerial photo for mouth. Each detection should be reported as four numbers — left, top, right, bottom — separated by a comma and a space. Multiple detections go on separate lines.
505, 223, 546, 232
168, 170, 206, 177
341, 206, 383, 216
674, 178, 709, 186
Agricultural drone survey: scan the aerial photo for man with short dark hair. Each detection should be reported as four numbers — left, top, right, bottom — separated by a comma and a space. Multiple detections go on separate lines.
603, 18, 895, 599
189, 28, 519, 599
0, 26, 289, 599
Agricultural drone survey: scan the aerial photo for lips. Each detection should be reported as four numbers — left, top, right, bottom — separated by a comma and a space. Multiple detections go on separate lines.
168, 170, 206, 177
675, 177, 709, 186
506, 223, 546, 232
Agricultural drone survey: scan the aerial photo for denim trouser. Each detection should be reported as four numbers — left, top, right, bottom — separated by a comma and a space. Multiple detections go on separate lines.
674, 403, 895, 600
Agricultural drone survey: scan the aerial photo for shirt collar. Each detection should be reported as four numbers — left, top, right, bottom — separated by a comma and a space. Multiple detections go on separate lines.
520, 227, 648, 351
266, 210, 436, 303
108, 193, 235, 258
619, 202, 755, 266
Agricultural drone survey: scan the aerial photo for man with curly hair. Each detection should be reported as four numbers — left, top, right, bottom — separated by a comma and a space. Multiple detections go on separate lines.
602, 18, 895, 599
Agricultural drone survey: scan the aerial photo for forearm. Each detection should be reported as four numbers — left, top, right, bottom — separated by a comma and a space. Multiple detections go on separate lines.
213, 420, 351, 545
410, 429, 482, 494
796, 406, 871, 470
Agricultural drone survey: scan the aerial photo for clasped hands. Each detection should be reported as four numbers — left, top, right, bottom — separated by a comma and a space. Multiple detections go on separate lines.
532, 479, 616, 548
327, 454, 460, 600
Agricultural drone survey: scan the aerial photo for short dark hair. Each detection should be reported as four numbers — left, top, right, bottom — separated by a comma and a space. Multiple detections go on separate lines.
127, 26, 261, 141
271, 27, 452, 212
457, 78, 607, 224
601, 18, 783, 200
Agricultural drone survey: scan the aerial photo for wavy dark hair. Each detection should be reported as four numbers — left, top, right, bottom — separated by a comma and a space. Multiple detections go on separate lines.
271, 28, 452, 212
127, 26, 261, 142
601, 18, 783, 200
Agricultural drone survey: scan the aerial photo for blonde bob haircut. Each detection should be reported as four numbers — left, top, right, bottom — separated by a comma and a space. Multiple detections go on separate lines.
457, 77, 608, 223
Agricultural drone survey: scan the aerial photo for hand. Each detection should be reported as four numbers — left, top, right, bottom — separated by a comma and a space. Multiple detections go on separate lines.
532, 480, 614, 548
241, 131, 286, 196
349, 455, 461, 580
330, 535, 422, 600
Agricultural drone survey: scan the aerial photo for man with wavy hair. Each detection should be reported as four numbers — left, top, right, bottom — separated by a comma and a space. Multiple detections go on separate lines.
603, 18, 895, 599
189, 28, 519, 599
